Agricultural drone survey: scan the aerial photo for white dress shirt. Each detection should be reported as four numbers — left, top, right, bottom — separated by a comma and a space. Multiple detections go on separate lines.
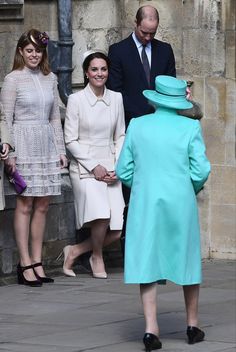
132, 32, 151, 67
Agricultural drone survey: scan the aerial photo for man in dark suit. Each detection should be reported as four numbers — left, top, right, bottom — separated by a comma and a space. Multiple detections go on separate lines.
107, 5, 176, 127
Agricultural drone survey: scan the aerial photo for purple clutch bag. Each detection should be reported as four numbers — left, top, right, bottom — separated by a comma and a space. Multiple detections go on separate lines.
7, 169, 27, 194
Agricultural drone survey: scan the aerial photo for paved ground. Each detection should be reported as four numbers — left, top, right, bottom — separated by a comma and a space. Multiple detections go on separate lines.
0, 259, 235, 352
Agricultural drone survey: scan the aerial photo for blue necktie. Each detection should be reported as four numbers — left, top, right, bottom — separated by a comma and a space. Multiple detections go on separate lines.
141, 45, 150, 85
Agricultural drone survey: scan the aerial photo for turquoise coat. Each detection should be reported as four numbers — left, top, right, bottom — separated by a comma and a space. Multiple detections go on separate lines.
116, 107, 211, 285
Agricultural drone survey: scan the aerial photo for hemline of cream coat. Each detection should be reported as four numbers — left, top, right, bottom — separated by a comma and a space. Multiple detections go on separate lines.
64, 84, 125, 229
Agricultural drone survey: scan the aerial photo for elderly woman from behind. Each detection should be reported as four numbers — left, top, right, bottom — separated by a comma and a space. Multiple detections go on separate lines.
116, 76, 211, 351
63, 51, 125, 279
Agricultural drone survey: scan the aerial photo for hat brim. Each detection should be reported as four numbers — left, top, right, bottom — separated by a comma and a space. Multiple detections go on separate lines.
143, 90, 193, 110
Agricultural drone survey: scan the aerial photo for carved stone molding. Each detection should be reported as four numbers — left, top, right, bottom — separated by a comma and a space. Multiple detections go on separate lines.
0, 0, 24, 20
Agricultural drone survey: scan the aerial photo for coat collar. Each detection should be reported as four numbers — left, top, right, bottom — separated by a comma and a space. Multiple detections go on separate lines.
84, 84, 110, 106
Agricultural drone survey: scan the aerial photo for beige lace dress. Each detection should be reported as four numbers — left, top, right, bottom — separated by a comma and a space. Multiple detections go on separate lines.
0, 67, 66, 196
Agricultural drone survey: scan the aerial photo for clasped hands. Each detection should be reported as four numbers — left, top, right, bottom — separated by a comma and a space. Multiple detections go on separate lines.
92, 164, 118, 184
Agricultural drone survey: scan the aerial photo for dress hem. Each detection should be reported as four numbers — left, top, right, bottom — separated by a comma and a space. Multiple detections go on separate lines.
124, 278, 202, 286
77, 216, 123, 231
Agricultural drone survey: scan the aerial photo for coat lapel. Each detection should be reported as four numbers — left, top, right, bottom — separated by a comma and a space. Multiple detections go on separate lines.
150, 40, 158, 89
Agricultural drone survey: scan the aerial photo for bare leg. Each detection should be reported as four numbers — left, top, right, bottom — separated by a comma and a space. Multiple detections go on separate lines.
89, 219, 110, 273
140, 282, 159, 336
183, 284, 200, 326
31, 196, 50, 277
14, 196, 36, 281
64, 228, 121, 270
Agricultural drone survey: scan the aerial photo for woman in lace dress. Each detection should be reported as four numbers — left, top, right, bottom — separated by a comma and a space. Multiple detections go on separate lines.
0, 29, 67, 286
63, 51, 125, 279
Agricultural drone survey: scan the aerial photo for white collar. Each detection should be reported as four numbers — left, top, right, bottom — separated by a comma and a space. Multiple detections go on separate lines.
84, 84, 110, 106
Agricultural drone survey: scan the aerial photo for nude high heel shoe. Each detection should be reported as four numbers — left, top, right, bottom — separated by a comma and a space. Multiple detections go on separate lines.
89, 256, 107, 279
60, 245, 76, 277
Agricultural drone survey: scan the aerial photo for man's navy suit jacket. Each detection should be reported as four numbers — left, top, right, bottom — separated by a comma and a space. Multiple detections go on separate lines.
107, 34, 176, 126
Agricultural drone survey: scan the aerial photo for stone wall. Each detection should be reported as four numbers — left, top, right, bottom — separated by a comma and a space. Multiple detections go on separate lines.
0, 0, 235, 276
71, 0, 236, 260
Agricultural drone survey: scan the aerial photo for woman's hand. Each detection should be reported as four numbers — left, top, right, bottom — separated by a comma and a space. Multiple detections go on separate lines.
92, 165, 108, 181
0, 143, 10, 160
60, 154, 68, 169
4, 156, 16, 173
103, 171, 118, 184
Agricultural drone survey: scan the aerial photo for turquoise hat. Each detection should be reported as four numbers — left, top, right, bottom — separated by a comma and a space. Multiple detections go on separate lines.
143, 75, 193, 110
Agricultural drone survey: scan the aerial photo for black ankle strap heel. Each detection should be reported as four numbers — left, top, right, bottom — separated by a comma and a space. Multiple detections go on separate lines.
32, 262, 54, 283
17, 263, 42, 287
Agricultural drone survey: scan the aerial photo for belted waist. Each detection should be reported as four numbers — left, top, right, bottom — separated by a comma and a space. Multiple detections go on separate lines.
78, 139, 114, 147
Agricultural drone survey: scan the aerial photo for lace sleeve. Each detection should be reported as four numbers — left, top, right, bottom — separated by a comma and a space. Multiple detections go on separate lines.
49, 74, 66, 155
0, 74, 17, 157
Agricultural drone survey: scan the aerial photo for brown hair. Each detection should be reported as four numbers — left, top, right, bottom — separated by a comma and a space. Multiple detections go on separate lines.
82, 51, 110, 87
12, 28, 51, 75
135, 6, 159, 26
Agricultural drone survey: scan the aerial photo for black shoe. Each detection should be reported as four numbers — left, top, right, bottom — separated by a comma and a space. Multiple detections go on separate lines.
143, 333, 162, 351
32, 262, 54, 283
17, 264, 42, 287
187, 326, 205, 344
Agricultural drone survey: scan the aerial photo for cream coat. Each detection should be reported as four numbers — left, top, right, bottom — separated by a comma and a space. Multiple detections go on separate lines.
0, 104, 14, 210
64, 84, 125, 229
